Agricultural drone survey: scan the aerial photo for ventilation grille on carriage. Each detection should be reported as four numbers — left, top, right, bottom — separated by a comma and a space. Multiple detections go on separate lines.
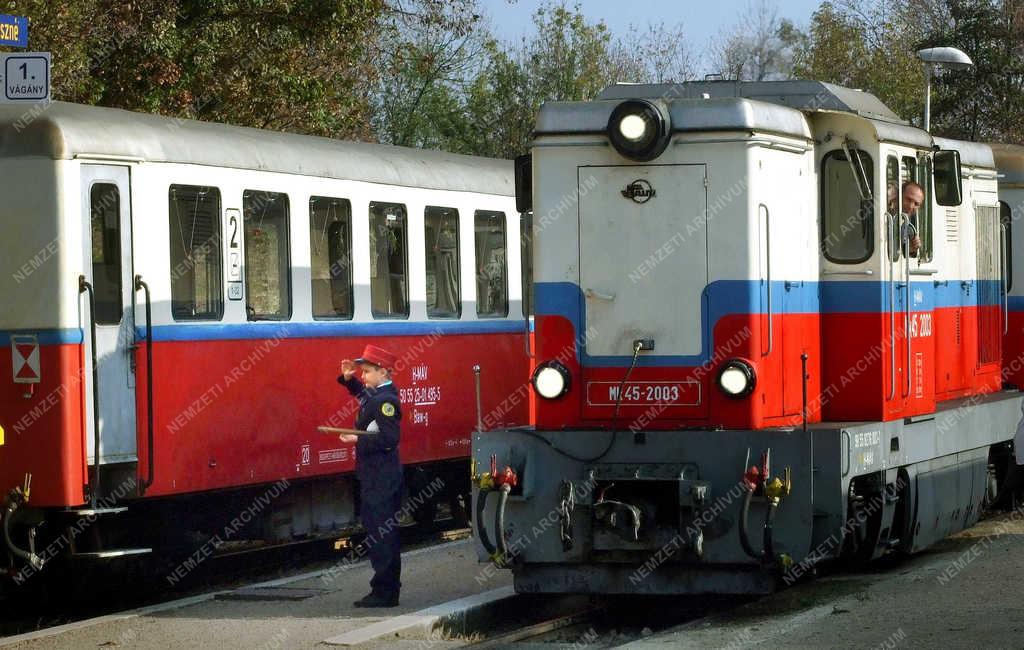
946, 207, 959, 242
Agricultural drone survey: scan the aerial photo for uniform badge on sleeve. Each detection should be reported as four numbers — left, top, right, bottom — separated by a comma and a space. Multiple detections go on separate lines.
381, 402, 396, 417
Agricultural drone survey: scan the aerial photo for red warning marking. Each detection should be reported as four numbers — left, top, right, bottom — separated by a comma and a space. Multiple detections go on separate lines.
11, 337, 40, 384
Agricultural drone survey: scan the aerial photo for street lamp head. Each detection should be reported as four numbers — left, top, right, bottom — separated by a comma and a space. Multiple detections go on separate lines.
917, 47, 974, 70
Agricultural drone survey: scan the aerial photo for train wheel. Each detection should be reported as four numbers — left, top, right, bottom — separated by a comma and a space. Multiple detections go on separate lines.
449, 491, 471, 528
985, 442, 1019, 511
405, 467, 440, 529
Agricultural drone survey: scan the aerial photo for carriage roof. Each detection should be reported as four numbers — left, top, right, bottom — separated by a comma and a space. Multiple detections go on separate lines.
991, 143, 1024, 186
0, 102, 513, 196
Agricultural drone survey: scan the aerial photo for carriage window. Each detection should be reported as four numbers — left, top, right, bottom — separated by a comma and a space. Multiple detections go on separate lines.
475, 210, 508, 317
521, 212, 533, 317
243, 190, 291, 320
90, 183, 122, 325
821, 149, 874, 264
169, 185, 223, 321
310, 197, 353, 320
1002, 201, 1014, 292
424, 206, 461, 318
885, 156, 901, 263
369, 202, 409, 318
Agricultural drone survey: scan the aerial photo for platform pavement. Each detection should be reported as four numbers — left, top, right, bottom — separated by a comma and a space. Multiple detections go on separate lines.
620, 511, 1024, 649
2, 538, 510, 650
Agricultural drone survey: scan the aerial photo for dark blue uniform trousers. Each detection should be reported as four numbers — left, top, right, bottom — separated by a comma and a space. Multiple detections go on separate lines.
360, 478, 403, 597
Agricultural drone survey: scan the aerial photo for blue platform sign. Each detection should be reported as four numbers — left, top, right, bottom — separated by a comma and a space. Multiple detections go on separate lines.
0, 15, 28, 49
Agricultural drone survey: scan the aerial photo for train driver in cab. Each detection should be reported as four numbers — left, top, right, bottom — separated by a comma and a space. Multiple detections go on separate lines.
888, 181, 925, 257
338, 344, 404, 608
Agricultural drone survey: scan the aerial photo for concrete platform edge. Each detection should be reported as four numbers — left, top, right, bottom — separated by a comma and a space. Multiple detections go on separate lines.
321, 585, 517, 646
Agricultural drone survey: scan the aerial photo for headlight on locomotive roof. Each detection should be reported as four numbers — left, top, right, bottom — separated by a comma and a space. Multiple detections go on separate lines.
618, 113, 648, 141
718, 359, 756, 398
532, 361, 571, 400
607, 99, 672, 162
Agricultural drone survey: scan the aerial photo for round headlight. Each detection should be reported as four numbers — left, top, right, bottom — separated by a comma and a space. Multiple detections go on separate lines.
607, 99, 671, 162
718, 360, 756, 398
618, 114, 648, 141
532, 361, 571, 399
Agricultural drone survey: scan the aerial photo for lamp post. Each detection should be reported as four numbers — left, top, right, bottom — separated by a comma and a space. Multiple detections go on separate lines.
917, 47, 974, 132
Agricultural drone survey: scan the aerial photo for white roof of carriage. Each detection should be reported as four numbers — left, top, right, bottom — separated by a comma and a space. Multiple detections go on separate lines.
990, 143, 1024, 186
0, 102, 513, 196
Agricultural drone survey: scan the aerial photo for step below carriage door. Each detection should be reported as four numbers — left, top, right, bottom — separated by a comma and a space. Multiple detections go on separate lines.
80, 164, 138, 481
577, 164, 709, 418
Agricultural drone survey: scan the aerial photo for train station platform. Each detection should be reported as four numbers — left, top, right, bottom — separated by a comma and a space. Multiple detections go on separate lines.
626, 510, 1024, 648
5, 511, 1024, 648
1, 538, 511, 650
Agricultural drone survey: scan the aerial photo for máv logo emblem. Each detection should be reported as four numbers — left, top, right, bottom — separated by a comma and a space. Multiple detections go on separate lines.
622, 179, 655, 204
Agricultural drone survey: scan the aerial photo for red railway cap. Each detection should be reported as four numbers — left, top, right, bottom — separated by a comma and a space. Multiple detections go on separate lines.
355, 344, 398, 369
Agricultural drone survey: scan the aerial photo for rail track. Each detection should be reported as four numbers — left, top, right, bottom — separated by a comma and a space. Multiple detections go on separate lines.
461, 594, 751, 648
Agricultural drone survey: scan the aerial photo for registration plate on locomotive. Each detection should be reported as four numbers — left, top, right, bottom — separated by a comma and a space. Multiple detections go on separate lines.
585, 381, 700, 406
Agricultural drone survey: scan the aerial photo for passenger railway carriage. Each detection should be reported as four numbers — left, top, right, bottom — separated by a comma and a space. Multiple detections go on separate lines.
473, 80, 1024, 595
0, 102, 529, 576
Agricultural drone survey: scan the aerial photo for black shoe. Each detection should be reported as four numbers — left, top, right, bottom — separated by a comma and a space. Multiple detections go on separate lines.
353, 592, 399, 608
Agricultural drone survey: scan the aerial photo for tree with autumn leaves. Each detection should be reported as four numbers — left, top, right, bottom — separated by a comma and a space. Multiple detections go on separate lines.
1, 0, 1023, 155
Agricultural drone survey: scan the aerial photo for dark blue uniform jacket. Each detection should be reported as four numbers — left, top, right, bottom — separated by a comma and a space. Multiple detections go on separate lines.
339, 376, 403, 501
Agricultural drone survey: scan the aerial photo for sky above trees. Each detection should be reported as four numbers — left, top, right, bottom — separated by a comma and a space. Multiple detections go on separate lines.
482, 0, 822, 73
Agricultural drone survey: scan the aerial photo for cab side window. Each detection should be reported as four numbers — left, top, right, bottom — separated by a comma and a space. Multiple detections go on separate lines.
886, 156, 901, 263
906, 155, 933, 262
821, 149, 874, 264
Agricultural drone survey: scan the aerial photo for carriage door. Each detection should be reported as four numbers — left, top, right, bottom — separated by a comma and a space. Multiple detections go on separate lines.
81, 165, 138, 472
884, 155, 909, 413
578, 164, 709, 417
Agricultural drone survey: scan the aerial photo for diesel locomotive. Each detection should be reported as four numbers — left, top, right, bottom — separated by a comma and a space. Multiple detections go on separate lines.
473, 80, 1024, 595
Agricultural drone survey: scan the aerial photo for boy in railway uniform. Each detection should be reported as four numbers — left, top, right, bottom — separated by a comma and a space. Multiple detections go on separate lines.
338, 345, 404, 608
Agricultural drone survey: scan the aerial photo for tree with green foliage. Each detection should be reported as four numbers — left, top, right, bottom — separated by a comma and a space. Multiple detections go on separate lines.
792, 1, 924, 125
710, 0, 805, 81
919, 0, 1024, 142
0, 0, 477, 140
418, 3, 695, 158
370, 1, 487, 149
